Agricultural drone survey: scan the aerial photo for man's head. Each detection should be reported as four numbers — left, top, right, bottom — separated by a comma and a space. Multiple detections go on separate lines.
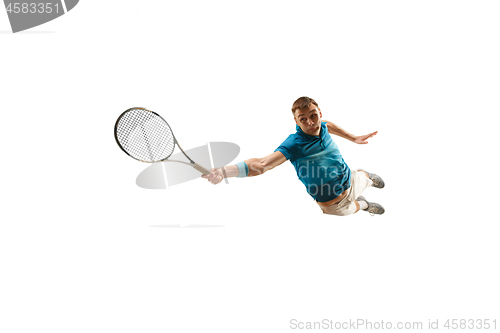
291, 96, 322, 136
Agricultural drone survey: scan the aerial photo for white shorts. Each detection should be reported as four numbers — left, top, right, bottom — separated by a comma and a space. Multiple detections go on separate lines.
317, 170, 373, 216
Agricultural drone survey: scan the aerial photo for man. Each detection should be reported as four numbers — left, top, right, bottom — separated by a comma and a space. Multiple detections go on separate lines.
202, 97, 385, 216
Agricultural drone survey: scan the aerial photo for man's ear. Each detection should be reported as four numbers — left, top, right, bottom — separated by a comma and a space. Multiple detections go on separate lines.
318, 108, 322, 119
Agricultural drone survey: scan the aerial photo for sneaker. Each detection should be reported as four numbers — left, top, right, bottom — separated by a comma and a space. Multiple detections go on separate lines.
356, 196, 385, 215
358, 169, 385, 188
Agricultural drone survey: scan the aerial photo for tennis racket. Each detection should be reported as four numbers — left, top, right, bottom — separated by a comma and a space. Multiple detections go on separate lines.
114, 107, 210, 174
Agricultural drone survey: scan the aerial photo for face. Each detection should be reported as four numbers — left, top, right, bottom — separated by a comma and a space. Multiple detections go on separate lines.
294, 104, 322, 136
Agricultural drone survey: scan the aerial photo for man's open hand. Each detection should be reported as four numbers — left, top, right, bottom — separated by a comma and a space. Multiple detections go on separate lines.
354, 131, 378, 144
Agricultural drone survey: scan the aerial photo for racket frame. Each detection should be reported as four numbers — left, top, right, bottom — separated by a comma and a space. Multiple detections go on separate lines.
114, 107, 210, 174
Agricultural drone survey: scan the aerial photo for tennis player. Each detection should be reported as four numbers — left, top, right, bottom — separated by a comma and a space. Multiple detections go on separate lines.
202, 97, 385, 216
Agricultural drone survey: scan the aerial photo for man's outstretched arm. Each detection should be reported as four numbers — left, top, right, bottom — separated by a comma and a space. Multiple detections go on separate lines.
324, 120, 378, 144
202, 151, 287, 184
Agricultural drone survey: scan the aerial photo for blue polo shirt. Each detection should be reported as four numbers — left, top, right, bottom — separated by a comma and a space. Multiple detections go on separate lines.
275, 122, 351, 202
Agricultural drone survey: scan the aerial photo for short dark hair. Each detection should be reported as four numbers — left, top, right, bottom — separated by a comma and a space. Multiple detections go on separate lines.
291, 96, 319, 115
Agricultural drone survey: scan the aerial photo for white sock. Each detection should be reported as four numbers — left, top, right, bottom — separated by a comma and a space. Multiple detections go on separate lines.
358, 200, 368, 210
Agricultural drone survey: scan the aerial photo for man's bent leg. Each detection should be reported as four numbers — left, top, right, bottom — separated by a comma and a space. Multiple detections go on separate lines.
359, 170, 370, 179
357, 169, 385, 188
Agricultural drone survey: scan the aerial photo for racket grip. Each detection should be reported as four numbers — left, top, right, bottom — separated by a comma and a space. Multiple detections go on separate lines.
192, 163, 210, 175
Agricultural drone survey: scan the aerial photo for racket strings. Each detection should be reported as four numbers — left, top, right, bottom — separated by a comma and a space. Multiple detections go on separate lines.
116, 109, 175, 162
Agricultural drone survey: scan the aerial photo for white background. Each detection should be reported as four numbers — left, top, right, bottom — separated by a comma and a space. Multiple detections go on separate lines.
1, 1, 499, 332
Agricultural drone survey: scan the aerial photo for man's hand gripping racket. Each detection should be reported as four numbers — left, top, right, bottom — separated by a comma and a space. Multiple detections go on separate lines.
201, 168, 226, 184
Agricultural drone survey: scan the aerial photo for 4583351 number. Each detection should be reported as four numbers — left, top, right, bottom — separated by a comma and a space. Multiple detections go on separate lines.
6, 2, 60, 14
444, 319, 497, 330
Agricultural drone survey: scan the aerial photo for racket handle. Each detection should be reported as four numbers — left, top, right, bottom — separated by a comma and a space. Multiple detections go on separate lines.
192, 163, 210, 175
